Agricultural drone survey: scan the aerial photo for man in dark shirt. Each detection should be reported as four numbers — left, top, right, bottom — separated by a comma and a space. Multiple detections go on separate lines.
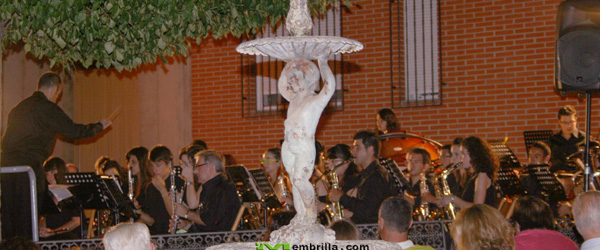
174, 150, 241, 232
1, 72, 110, 239
548, 105, 585, 173
404, 148, 437, 219
330, 130, 397, 224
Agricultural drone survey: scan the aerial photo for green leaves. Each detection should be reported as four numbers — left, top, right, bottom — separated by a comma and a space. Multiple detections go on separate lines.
0, 0, 352, 72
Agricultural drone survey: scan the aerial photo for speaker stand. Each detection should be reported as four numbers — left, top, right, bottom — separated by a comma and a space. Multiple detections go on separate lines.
584, 92, 593, 191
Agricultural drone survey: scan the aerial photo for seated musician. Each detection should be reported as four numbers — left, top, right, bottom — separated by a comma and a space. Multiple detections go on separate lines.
136, 145, 185, 235
173, 150, 241, 232
329, 130, 398, 224
316, 144, 360, 214
522, 142, 572, 217
39, 156, 81, 240
177, 145, 204, 212
440, 144, 453, 169
439, 136, 499, 209
376, 108, 401, 134
549, 105, 585, 173
261, 148, 293, 209
126, 146, 152, 209
404, 148, 437, 216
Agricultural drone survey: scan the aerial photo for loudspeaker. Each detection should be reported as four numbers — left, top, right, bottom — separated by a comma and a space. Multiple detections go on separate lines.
555, 0, 600, 92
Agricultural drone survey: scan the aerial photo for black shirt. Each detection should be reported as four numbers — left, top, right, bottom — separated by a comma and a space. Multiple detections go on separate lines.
406, 178, 435, 209
548, 131, 585, 173
191, 174, 241, 232
1, 91, 103, 191
142, 176, 185, 235
339, 160, 398, 224
460, 172, 499, 208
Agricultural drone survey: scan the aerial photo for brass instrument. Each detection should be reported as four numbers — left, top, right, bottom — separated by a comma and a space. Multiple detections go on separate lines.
413, 174, 431, 221
440, 162, 459, 220
328, 170, 344, 221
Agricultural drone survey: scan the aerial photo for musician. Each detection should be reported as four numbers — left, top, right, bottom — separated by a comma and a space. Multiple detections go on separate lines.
522, 142, 573, 217
126, 146, 152, 204
261, 148, 293, 208
39, 156, 81, 240
439, 136, 499, 209
174, 150, 241, 232
404, 148, 437, 211
316, 144, 360, 214
549, 105, 585, 173
440, 144, 452, 169
1, 72, 111, 239
447, 137, 470, 196
329, 130, 397, 224
376, 108, 401, 134
179, 145, 204, 210
137, 145, 185, 235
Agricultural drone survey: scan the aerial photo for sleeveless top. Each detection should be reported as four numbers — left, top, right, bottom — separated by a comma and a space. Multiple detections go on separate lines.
460, 172, 499, 208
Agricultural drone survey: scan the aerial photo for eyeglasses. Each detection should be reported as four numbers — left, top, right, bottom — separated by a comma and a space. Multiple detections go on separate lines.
194, 163, 208, 169
560, 120, 577, 125
260, 159, 278, 164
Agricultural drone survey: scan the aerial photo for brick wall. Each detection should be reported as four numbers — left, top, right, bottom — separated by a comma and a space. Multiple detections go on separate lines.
190, 0, 600, 169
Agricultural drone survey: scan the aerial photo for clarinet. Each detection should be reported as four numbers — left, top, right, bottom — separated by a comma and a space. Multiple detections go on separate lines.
128, 166, 135, 222
170, 164, 179, 234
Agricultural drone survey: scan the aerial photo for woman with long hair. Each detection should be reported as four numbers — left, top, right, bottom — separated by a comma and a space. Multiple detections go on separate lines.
439, 136, 499, 208
126, 147, 152, 201
377, 108, 400, 134
451, 204, 515, 250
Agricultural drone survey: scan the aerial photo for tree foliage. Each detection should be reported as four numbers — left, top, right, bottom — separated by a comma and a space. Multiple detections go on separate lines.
0, 0, 351, 71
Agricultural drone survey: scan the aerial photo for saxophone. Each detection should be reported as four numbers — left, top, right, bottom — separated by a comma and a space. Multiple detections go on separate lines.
328, 170, 344, 221
413, 174, 430, 221
441, 162, 459, 220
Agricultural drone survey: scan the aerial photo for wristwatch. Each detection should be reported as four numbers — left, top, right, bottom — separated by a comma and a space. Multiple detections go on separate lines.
184, 210, 190, 219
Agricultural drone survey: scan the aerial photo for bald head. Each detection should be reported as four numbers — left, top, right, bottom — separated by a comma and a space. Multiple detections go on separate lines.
573, 191, 600, 240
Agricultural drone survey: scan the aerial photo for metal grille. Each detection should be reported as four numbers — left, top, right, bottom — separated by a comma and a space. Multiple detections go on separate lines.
36, 219, 582, 250
241, 4, 345, 118
389, 0, 442, 108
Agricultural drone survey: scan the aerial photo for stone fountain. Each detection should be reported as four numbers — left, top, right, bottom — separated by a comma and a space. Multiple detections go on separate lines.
209, 0, 399, 249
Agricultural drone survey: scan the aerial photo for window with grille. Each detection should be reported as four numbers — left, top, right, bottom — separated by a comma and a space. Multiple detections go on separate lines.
241, 4, 345, 117
389, 0, 441, 108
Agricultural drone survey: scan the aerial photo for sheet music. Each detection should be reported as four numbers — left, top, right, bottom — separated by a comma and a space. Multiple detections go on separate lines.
48, 184, 73, 202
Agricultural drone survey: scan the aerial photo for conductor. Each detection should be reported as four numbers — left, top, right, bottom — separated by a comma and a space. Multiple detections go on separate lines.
1, 72, 111, 239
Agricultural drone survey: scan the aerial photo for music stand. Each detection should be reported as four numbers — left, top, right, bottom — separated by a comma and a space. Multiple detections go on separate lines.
225, 166, 267, 230
56, 173, 137, 234
379, 158, 410, 194
523, 130, 554, 157
488, 139, 526, 197
526, 164, 568, 202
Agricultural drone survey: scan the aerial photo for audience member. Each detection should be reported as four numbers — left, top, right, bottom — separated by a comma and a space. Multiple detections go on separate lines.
103, 222, 155, 250
511, 196, 578, 250
573, 191, 600, 250
329, 219, 360, 241
451, 204, 514, 250
378, 196, 434, 249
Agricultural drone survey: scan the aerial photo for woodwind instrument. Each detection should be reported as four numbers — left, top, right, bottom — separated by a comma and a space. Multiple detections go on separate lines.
170, 164, 179, 234
413, 174, 430, 221
128, 166, 135, 222
326, 159, 351, 221
441, 162, 459, 220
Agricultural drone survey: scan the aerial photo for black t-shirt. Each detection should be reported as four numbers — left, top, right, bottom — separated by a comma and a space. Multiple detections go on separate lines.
191, 174, 241, 232
142, 176, 185, 235
548, 131, 585, 173
339, 161, 398, 224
